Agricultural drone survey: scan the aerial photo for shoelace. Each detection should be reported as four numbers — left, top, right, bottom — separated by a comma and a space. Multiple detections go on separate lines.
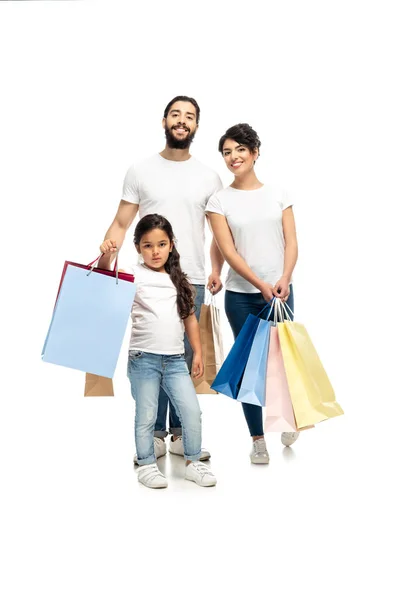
254, 439, 267, 454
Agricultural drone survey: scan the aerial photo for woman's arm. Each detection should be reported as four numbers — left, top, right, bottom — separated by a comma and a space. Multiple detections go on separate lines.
273, 207, 298, 299
184, 313, 204, 378
206, 212, 275, 301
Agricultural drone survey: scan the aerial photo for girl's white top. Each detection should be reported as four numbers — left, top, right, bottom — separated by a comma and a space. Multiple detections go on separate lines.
206, 185, 293, 293
129, 264, 184, 354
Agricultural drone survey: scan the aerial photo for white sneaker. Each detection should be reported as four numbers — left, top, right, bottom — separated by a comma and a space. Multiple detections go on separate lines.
281, 432, 300, 447
169, 436, 211, 461
251, 438, 270, 464
134, 437, 167, 466
137, 464, 168, 489
185, 461, 217, 487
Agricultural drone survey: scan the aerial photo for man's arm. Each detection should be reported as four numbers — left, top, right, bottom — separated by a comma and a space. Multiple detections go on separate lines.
98, 200, 138, 269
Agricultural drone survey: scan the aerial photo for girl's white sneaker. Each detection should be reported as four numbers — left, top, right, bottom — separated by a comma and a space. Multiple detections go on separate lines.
137, 464, 168, 489
281, 432, 300, 447
185, 461, 217, 487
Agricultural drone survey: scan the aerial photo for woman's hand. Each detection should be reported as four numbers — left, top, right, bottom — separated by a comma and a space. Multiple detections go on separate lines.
259, 282, 275, 303
191, 353, 204, 379
100, 239, 118, 254
273, 276, 290, 301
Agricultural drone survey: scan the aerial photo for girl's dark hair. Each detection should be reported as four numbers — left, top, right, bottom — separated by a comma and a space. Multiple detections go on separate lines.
218, 123, 261, 155
134, 214, 195, 320
163, 95, 201, 124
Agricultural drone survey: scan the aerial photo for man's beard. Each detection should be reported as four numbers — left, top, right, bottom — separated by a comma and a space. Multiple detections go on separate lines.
165, 125, 196, 149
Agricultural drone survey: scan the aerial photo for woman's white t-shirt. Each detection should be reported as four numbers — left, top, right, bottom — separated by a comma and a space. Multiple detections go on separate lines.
129, 264, 184, 354
206, 185, 293, 293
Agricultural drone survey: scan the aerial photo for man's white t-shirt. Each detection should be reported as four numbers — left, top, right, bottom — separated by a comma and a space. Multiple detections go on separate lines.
206, 185, 293, 293
122, 154, 222, 284
130, 264, 184, 354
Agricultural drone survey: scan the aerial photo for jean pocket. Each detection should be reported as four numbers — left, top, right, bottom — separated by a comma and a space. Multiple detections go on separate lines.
129, 350, 143, 360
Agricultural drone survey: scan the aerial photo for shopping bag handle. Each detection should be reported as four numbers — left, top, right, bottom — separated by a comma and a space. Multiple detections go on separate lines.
278, 298, 294, 321
204, 289, 217, 306
257, 297, 276, 320
272, 298, 293, 323
87, 251, 119, 284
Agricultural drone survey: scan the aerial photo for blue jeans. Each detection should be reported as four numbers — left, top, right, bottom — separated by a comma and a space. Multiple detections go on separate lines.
154, 284, 205, 439
225, 287, 294, 437
127, 352, 202, 465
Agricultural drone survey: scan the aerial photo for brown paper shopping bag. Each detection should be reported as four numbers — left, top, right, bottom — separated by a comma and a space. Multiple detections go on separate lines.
84, 373, 114, 397
192, 299, 224, 394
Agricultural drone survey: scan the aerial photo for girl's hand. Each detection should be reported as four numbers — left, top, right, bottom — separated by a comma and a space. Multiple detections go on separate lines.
192, 353, 204, 379
259, 282, 275, 303
273, 276, 290, 301
100, 239, 118, 254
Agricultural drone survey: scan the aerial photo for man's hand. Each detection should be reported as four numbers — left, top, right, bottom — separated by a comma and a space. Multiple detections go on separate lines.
100, 239, 118, 254
207, 273, 223, 295
191, 353, 204, 379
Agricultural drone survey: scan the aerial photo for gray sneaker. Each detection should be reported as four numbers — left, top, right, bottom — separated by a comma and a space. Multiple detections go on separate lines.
250, 438, 270, 464
281, 432, 300, 447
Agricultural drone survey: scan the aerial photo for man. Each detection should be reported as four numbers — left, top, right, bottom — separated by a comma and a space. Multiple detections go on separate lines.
98, 95, 224, 462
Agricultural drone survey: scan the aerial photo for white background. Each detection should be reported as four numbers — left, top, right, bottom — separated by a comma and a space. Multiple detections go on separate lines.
1, 1, 399, 598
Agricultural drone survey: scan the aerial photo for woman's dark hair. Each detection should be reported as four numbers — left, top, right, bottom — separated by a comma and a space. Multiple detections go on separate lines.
218, 123, 261, 155
163, 95, 200, 124
134, 214, 195, 320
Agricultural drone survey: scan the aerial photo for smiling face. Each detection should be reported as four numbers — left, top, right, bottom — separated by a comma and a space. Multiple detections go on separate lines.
136, 228, 173, 272
221, 138, 258, 176
163, 101, 198, 149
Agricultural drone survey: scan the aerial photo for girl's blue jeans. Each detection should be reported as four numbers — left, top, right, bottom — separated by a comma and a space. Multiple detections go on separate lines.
154, 284, 205, 439
127, 351, 202, 465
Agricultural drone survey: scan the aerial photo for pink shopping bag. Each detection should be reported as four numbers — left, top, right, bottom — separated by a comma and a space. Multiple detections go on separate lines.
264, 326, 298, 432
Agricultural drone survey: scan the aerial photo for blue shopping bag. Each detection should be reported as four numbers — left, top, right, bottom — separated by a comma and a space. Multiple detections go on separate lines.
211, 300, 273, 398
236, 318, 271, 406
42, 261, 136, 378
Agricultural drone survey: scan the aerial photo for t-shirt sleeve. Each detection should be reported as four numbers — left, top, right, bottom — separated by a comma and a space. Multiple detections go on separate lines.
121, 164, 140, 205
208, 172, 223, 198
281, 189, 293, 211
205, 192, 225, 216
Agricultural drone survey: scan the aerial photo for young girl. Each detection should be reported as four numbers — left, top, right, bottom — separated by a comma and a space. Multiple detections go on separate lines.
127, 214, 217, 489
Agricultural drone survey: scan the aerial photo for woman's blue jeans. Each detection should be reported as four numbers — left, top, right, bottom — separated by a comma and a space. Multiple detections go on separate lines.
224, 287, 294, 437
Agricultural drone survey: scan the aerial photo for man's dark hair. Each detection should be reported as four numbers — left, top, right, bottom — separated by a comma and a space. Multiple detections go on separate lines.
163, 96, 200, 124
218, 123, 261, 155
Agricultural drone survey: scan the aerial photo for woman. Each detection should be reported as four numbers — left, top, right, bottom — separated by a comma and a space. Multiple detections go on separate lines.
206, 123, 299, 464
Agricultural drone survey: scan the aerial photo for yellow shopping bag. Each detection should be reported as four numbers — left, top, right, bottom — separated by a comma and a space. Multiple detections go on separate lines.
277, 310, 343, 429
